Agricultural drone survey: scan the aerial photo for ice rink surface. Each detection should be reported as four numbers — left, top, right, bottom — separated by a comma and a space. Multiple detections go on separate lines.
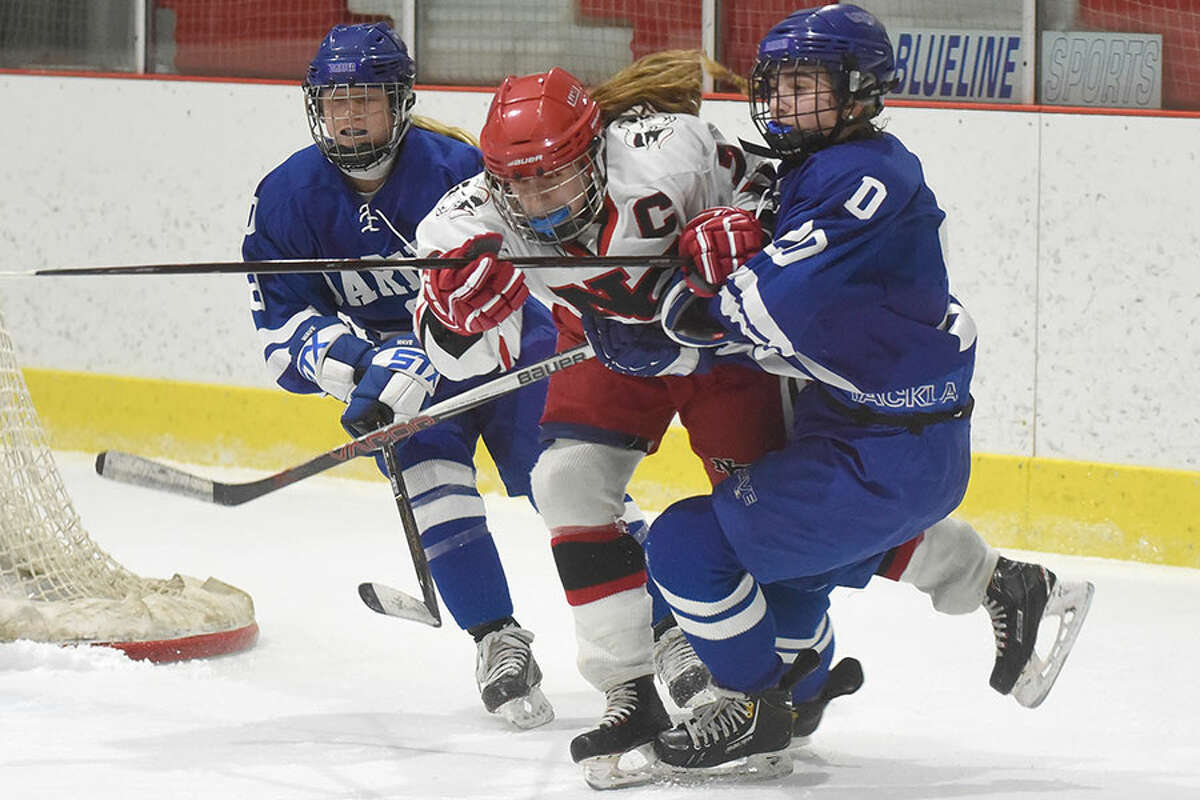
3, 452, 1198, 800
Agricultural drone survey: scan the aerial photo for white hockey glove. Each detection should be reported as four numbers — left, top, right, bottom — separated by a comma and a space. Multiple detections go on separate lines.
293, 320, 373, 401
341, 335, 439, 437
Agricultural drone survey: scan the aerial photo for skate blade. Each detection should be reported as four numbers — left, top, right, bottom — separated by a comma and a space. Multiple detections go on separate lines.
581, 743, 659, 790
658, 751, 794, 783
1012, 579, 1095, 708
496, 686, 555, 730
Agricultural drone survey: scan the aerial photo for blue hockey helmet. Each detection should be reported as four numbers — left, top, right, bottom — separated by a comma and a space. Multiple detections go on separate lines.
750, 4, 897, 160
304, 22, 417, 177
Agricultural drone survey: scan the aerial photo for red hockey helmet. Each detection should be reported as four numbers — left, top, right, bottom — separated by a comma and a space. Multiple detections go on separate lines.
480, 68, 607, 244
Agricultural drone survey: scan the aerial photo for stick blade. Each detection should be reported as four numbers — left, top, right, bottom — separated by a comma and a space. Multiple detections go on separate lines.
96, 450, 217, 503
358, 582, 441, 627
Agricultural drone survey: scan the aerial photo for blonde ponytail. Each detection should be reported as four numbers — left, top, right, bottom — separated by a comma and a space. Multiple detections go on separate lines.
411, 113, 480, 148
588, 49, 746, 122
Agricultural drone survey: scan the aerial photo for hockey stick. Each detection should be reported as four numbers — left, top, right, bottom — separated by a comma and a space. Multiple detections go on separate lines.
1, 254, 685, 278
95, 342, 594, 505
356, 445, 442, 628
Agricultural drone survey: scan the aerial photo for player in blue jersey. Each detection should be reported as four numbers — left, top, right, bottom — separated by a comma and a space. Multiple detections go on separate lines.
242, 22, 558, 730
582, 4, 1095, 777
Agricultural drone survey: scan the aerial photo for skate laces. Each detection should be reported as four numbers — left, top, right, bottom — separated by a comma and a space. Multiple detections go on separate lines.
477, 627, 533, 685
682, 692, 754, 748
984, 598, 1009, 655
598, 682, 641, 727
984, 561, 1053, 659
653, 627, 703, 681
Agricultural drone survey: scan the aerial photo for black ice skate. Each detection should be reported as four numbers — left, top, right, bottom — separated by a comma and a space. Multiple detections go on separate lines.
985, 556, 1094, 708
653, 649, 820, 781
791, 656, 864, 738
475, 625, 554, 729
570, 675, 671, 790
652, 622, 713, 708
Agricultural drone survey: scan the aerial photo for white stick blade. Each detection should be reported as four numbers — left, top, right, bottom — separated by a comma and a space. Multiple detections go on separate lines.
358, 582, 441, 627
95, 451, 216, 502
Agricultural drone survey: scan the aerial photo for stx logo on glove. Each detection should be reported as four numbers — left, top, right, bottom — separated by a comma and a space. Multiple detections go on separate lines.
517, 350, 591, 385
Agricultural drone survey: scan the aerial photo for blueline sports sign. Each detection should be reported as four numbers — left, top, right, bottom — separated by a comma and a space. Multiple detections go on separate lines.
887, 28, 1163, 109
1041, 31, 1163, 109
891, 28, 1029, 103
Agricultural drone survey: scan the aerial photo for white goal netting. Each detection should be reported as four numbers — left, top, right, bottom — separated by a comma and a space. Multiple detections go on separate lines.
0, 304, 257, 662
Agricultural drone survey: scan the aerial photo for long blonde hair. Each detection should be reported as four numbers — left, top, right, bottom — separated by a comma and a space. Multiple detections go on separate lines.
411, 113, 479, 147
412, 51, 742, 147
588, 49, 746, 122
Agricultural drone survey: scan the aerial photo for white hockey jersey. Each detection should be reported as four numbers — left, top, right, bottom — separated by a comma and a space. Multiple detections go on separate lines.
415, 111, 773, 378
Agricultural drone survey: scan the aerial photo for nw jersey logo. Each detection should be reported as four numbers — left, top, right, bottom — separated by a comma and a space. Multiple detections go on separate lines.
551, 269, 667, 321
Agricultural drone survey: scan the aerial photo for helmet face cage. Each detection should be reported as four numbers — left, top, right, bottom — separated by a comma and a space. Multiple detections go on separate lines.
751, 4, 897, 160
303, 23, 416, 177
304, 81, 414, 175
487, 136, 608, 246
751, 57, 851, 161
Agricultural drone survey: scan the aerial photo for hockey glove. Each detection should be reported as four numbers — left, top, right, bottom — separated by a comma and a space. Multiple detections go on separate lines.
293, 320, 374, 402
581, 314, 711, 378
677, 206, 764, 297
341, 335, 440, 437
658, 274, 744, 348
420, 233, 528, 335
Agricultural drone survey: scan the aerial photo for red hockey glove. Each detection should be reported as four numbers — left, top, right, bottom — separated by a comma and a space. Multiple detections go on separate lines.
677, 206, 765, 297
420, 233, 528, 334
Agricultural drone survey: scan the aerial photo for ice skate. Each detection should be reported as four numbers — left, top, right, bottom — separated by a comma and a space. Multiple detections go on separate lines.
652, 623, 713, 708
985, 557, 1094, 708
570, 675, 671, 789
653, 649, 819, 781
791, 656, 864, 738
475, 626, 554, 729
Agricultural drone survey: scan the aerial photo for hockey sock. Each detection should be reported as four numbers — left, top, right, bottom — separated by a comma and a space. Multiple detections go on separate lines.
652, 613, 678, 642
645, 496, 782, 694
468, 616, 520, 642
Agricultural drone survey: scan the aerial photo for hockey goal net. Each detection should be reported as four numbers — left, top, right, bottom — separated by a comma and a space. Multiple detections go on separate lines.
0, 305, 258, 662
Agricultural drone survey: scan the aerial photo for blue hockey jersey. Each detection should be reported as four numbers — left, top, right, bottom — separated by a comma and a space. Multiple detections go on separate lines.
243, 127, 484, 395
713, 132, 976, 415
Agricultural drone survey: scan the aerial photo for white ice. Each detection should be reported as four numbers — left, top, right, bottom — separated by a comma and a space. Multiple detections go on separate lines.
3, 452, 1198, 800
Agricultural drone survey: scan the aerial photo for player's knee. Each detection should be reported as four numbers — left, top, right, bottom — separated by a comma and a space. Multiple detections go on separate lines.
530, 442, 587, 521
924, 517, 989, 560
530, 440, 639, 527
644, 495, 723, 584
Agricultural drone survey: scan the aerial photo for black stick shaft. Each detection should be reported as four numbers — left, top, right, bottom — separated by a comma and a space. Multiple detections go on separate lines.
380, 444, 441, 626
7, 255, 684, 278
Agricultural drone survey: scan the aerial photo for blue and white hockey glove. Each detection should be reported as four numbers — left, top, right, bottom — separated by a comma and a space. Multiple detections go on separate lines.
341, 335, 440, 437
293, 320, 374, 401
658, 274, 747, 349
581, 314, 712, 378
